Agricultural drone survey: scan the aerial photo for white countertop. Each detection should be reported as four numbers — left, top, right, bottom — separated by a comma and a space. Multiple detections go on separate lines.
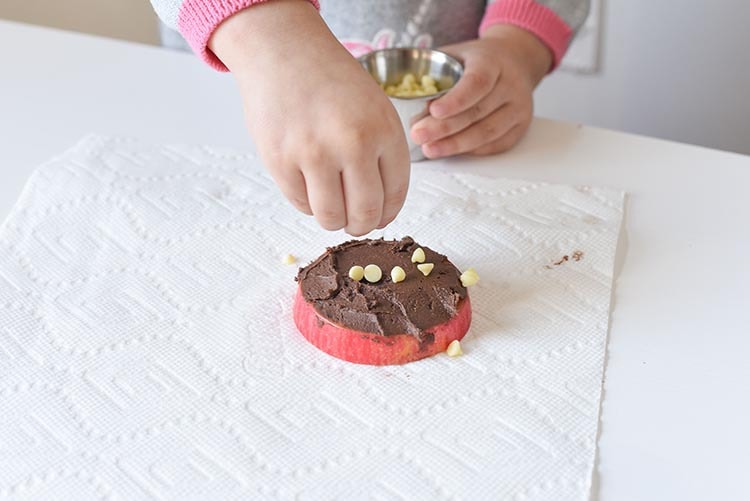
1, 20, 749, 501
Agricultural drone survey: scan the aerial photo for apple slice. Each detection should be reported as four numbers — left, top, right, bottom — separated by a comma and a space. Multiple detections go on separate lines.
293, 287, 471, 365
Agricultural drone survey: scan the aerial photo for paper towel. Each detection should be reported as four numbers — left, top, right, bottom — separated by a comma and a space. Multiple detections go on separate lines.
0, 136, 624, 500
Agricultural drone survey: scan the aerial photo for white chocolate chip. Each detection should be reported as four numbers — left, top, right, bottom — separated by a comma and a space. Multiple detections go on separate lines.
348, 265, 365, 281
391, 266, 406, 283
446, 340, 463, 357
417, 263, 434, 276
460, 268, 479, 287
281, 254, 297, 265
411, 247, 426, 263
364, 264, 383, 283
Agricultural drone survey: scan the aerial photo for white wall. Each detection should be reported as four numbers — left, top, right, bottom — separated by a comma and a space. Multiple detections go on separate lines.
535, 0, 750, 155
0, 0, 159, 45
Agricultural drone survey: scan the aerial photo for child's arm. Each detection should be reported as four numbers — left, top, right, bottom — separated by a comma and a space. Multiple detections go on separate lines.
150, 0, 410, 236
411, 0, 590, 158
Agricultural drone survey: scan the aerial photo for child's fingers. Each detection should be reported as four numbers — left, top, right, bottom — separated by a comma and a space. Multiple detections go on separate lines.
411, 82, 509, 145
302, 166, 347, 231
342, 162, 384, 236
272, 167, 313, 215
377, 143, 410, 229
422, 104, 519, 158
429, 58, 499, 120
469, 125, 524, 156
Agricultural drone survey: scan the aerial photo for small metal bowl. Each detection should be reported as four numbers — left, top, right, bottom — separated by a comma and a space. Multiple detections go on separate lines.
358, 48, 463, 162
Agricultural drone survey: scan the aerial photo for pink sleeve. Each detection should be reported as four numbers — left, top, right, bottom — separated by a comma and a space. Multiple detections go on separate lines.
178, 0, 321, 71
479, 0, 573, 71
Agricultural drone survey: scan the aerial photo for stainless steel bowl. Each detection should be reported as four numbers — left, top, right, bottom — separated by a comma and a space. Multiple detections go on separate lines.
358, 48, 463, 162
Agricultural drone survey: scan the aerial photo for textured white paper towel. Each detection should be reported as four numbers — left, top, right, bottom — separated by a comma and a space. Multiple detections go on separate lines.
0, 136, 624, 500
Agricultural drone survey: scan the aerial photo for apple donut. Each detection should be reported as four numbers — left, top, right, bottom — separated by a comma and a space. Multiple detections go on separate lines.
294, 237, 472, 365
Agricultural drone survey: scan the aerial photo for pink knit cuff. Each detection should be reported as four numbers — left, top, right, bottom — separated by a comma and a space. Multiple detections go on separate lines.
480, 0, 572, 71
178, 0, 321, 71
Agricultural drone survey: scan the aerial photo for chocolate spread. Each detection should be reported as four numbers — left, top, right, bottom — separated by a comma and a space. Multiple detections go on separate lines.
296, 237, 467, 337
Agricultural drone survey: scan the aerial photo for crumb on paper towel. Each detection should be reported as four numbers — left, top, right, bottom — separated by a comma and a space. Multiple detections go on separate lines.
282, 254, 297, 265
545, 250, 584, 269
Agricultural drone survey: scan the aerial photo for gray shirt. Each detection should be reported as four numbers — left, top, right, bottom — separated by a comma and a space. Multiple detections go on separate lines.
152, 0, 589, 66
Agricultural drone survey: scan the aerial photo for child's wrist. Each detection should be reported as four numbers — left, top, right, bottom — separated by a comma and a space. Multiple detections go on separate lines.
208, 0, 322, 74
481, 24, 552, 86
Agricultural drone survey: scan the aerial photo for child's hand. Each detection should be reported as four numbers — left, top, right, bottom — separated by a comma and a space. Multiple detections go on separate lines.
410, 25, 552, 158
210, 0, 410, 236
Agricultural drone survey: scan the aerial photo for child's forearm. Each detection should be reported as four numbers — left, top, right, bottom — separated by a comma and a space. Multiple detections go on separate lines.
481, 24, 551, 86
208, 0, 330, 74
481, 0, 591, 70
149, 0, 320, 71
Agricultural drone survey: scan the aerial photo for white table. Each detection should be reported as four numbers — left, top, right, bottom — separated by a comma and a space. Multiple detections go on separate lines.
1, 20, 749, 500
